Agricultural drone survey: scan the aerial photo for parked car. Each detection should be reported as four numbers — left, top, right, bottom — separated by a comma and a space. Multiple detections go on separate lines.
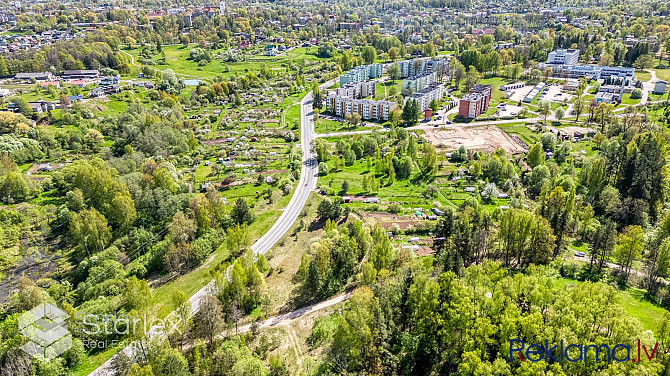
574, 251, 586, 257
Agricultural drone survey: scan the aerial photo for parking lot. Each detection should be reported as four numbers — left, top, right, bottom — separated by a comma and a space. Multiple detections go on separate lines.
494, 103, 523, 117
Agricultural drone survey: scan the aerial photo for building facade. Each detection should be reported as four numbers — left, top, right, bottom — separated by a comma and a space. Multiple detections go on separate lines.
326, 95, 398, 121
336, 80, 376, 99
458, 84, 492, 118
340, 64, 383, 85
404, 82, 444, 112
547, 49, 580, 65
401, 71, 437, 94
398, 58, 448, 78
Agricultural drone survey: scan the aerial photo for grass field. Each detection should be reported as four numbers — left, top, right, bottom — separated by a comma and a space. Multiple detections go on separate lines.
654, 68, 670, 82
636, 70, 651, 82
374, 80, 402, 100
620, 93, 641, 106
126, 45, 326, 79
498, 122, 541, 144
314, 117, 377, 134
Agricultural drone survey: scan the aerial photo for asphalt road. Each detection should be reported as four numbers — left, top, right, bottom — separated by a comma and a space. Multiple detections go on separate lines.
88, 85, 322, 376
250, 92, 319, 255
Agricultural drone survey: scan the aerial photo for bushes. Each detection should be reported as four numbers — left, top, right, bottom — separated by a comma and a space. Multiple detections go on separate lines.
630, 88, 642, 100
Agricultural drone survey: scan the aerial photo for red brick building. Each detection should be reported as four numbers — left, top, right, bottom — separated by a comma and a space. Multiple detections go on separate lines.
458, 84, 492, 118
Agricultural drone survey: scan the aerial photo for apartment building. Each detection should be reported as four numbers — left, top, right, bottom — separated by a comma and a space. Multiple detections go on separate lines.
458, 84, 492, 118
404, 82, 444, 112
336, 80, 376, 99
401, 71, 437, 94
340, 64, 383, 85
326, 95, 398, 121
398, 58, 448, 78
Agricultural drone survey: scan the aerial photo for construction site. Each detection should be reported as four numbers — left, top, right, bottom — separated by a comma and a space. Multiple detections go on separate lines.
422, 125, 527, 154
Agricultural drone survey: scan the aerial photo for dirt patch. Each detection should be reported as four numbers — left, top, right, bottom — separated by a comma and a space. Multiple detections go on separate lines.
416, 246, 436, 256
549, 126, 595, 136
423, 125, 526, 154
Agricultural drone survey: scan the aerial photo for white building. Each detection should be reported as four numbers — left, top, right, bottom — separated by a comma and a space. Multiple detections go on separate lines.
336, 80, 376, 99
326, 95, 398, 121
404, 83, 444, 112
547, 49, 580, 65
398, 58, 449, 78
500, 82, 525, 91
401, 71, 437, 94
340, 64, 383, 85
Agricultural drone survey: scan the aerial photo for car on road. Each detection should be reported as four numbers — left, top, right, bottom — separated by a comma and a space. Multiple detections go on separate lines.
574, 251, 586, 257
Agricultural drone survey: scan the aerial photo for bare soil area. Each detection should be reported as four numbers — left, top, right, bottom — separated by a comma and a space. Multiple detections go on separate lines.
423, 125, 526, 154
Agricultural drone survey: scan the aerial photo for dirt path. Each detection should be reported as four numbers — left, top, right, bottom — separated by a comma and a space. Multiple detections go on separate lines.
224, 291, 350, 337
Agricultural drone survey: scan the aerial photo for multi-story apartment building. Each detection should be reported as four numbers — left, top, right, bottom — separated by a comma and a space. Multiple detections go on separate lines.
336, 80, 376, 99
340, 64, 383, 85
401, 71, 437, 94
326, 95, 398, 121
458, 84, 492, 118
404, 82, 444, 112
398, 58, 449, 78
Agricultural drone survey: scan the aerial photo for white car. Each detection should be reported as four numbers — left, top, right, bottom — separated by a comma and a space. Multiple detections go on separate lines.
574, 251, 586, 257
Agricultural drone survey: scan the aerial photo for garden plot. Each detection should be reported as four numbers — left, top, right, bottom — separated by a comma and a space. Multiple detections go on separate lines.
361, 212, 433, 230
423, 125, 526, 154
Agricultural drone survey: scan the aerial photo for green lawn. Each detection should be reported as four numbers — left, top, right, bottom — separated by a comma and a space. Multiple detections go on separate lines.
498, 122, 540, 144
619, 288, 669, 334
620, 93, 641, 106
374, 80, 401, 100
314, 118, 377, 134
653, 69, 670, 82
126, 45, 327, 79
636, 70, 651, 82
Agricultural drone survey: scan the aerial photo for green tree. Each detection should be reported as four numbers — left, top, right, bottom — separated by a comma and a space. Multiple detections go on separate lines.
361, 46, 377, 64
401, 99, 419, 125
421, 143, 438, 176
370, 225, 394, 271
231, 198, 252, 224
388, 63, 401, 81
613, 226, 644, 284
226, 223, 251, 254
122, 276, 152, 311
526, 142, 545, 168
69, 208, 112, 257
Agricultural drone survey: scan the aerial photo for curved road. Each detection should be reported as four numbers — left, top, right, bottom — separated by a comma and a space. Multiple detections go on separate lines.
251, 93, 318, 255
89, 84, 323, 376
